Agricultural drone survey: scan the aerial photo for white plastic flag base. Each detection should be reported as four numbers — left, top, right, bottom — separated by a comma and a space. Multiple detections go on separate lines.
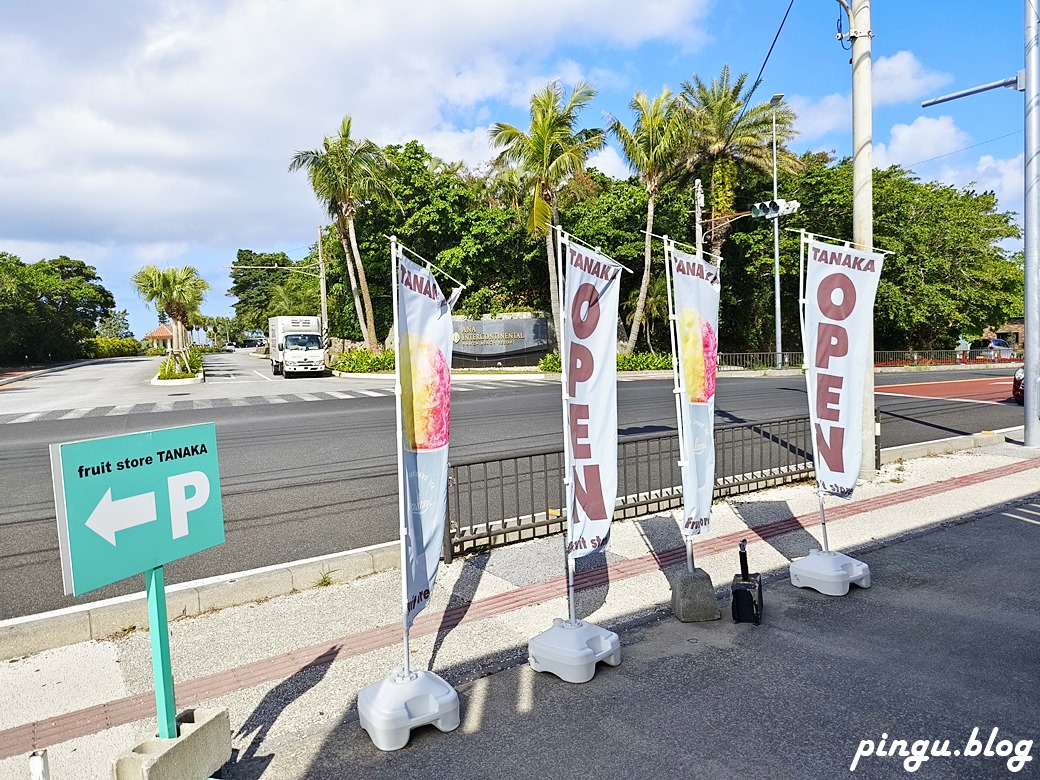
528, 617, 622, 684
789, 549, 872, 597
358, 668, 460, 751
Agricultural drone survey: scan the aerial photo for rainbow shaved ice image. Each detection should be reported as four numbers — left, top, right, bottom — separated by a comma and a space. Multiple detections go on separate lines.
679, 309, 718, 403
402, 334, 451, 449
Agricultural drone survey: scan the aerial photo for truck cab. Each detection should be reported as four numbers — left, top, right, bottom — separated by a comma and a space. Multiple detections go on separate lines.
269, 316, 327, 377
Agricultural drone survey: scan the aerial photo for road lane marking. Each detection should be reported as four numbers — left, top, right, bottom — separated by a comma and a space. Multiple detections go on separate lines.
59, 408, 92, 420
11, 412, 42, 423
252, 370, 274, 381
874, 391, 1011, 406
326, 391, 353, 399
355, 389, 386, 397
294, 393, 321, 401
106, 405, 136, 416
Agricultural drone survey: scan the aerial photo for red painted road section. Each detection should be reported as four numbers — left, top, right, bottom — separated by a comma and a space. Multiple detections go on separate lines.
3, 455, 1040, 760
877, 377, 1015, 404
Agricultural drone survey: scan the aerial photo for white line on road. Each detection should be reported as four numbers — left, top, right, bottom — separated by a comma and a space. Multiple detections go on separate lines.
252, 370, 274, 382
106, 405, 136, 416
326, 391, 353, 399
355, 389, 386, 397
11, 412, 42, 423
268, 397, 289, 404
59, 408, 92, 420
295, 393, 321, 401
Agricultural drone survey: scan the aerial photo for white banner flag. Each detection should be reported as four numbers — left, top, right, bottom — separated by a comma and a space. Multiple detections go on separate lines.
802, 238, 885, 498
397, 251, 455, 627
670, 245, 720, 536
562, 237, 622, 559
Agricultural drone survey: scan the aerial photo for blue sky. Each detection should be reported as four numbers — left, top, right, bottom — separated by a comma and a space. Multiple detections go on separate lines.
0, 1, 1027, 337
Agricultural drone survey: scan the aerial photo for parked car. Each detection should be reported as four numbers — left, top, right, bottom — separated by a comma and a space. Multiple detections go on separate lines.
1013, 367, 1025, 405
223, 343, 237, 352
969, 338, 1014, 361
242, 338, 264, 348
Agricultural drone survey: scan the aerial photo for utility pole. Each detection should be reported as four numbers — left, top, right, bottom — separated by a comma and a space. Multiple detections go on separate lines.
920, 3, 1039, 447
837, 0, 876, 480
1026, 2, 1040, 446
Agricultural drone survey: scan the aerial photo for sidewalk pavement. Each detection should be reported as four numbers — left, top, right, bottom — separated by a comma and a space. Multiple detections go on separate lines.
1, 438, 1039, 779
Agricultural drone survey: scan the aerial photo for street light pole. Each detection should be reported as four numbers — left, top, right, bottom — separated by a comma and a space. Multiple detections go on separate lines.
771, 93, 784, 369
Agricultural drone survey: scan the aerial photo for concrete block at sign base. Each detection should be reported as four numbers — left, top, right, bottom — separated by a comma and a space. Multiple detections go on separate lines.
113, 707, 231, 780
670, 567, 722, 623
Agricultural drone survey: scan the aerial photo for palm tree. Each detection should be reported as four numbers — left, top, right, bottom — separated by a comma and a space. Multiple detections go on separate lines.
608, 87, 689, 354
490, 81, 605, 344
624, 274, 670, 354
289, 116, 396, 351
131, 265, 210, 371
680, 66, 799, 259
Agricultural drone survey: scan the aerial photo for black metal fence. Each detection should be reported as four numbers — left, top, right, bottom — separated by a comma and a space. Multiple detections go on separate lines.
444, 415, 820, 562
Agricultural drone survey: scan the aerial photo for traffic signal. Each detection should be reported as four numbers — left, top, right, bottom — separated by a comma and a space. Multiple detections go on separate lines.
751, 199, 800, 219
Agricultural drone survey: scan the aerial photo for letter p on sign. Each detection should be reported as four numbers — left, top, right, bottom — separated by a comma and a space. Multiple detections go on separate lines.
168, 471, 210, 539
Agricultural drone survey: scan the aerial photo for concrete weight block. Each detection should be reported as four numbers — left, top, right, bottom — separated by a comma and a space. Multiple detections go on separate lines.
670, 567, 721, 622
113, 707, 231, 780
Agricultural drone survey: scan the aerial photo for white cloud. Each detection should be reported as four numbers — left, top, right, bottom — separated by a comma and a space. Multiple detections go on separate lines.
936, 153, 1025, 213
588, 146, 632, 181
874, 115, 971, 169
791, 93, 853, 141
872, 51, 952, 107
790, 51, 951, 141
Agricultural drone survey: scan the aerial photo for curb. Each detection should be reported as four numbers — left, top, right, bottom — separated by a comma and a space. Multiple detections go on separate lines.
0, 542, 397, 660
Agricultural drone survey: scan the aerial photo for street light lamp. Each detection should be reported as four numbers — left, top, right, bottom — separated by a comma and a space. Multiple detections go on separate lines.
771, 93, 784, 369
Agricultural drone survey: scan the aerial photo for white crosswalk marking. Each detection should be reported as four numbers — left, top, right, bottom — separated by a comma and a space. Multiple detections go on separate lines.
294, 393, 321, 401
59, 408, 92, 420
106, 405, 136, 416
230, 398, 252, 406
355, 389, 385, 397
326, 391, 353, 399
268, 397, 289, 404
11, 412, 41, 423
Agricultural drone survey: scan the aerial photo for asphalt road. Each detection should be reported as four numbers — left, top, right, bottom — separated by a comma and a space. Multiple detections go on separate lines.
0, 355, 1027, 619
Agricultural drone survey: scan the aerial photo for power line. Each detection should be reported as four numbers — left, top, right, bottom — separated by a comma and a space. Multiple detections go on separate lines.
906, 130, 1023, 167
727, 0, 796, 138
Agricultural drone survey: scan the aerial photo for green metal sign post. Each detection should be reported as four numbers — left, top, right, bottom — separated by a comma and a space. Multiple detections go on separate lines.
50, 423, 225, 740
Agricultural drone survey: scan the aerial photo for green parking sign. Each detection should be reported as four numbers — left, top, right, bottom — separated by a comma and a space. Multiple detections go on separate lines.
50, 423, 225, 595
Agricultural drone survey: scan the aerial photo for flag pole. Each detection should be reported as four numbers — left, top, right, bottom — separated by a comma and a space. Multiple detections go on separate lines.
798, 231, 830, 554
390, 235, 412, 677
556, 224, 578, 625
663, 236, 694, 573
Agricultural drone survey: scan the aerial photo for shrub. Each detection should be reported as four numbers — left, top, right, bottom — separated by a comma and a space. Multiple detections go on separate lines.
157, 347, 203, 380
81, 337, 141, 358
538, 351, 671, 372
538, 352, 562, 372
333, 348, 396, 373
617, 352, 672, 371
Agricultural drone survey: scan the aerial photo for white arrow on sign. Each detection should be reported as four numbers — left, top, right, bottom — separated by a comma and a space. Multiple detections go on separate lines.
85, 488, 157, 545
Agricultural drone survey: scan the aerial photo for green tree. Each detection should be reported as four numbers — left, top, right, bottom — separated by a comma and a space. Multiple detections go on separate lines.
131, 265, 210, 371
96, 309, 132, 339
229, 250, 295, 331
490, 81, 605, 342
681, 66, 799, 259
289, 116, 397, 351
608, 87, 689, 354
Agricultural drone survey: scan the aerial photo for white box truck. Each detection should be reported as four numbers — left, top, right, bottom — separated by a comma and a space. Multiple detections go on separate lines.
269, 316, 326, 377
